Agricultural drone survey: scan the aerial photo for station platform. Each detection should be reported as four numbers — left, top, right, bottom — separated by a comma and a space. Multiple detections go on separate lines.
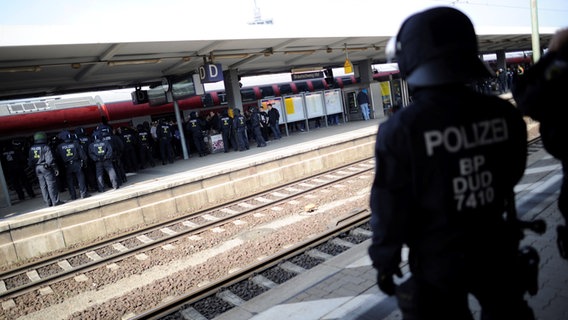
216, 146, 568, 320
0, 119, 378, 268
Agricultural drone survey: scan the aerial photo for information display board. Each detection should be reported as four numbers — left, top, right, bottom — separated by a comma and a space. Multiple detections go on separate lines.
324, 89, 343, 114
283, 94, 306, 123
304, 92, 324, 118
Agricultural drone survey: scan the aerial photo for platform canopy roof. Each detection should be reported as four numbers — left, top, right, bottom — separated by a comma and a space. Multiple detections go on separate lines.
0, 31, 553, 101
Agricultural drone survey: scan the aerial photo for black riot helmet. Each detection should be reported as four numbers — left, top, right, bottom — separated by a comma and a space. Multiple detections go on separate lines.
58, 130, 71, 141
387, 7, 493, 88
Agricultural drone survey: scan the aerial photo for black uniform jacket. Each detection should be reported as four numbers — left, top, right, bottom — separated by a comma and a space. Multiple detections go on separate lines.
368, 85, 527, 284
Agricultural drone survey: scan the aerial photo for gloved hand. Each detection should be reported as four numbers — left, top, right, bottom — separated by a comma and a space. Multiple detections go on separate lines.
377, 268, 403, 296
558, 225, 568, 260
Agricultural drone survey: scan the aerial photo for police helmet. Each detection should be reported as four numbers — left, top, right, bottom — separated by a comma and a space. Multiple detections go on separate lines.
58, 130, 71, 141
33, 132, 47, 144
75, 127, 85, 136
387, 7, 493, 87
93, 133, 102, 141
11, 139, 22, 147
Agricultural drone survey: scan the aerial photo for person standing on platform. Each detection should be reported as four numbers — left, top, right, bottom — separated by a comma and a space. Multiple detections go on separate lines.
56, 130, 90, 200
156, 118, 174, 165
75, 127, 96, 189
1, 140, 35, 201
119, 126, 139, 173
89, 133, 119, 192
219, 110, 233, 153
250, 107, 267, 148
137, 124, 156, 168
513, 27, 568, 260
368, 7, 534, 319
28, 132, 64, 207
233, 109, 249, 151
357, 89, 371, 120
187, 112, 208, 157
267, 103, 282, 140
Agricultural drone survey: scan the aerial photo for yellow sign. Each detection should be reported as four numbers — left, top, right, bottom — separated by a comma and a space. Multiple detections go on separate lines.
344, 58, 353, 74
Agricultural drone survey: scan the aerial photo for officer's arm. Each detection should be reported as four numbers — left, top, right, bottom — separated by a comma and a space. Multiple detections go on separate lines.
106, 144, 114, 160
368, 122, 411, 276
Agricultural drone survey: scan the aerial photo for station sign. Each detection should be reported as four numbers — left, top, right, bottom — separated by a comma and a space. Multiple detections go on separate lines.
291, 71, 324, 81
199, 63, 224, 83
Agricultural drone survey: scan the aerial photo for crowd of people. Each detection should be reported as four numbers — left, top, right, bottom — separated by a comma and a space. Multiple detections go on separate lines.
1, 105, 286, 207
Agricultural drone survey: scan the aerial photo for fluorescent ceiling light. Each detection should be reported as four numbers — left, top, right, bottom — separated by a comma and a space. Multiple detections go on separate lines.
107, 59, 161, 66
284, 50, 316, 55
0, 66, 41, 73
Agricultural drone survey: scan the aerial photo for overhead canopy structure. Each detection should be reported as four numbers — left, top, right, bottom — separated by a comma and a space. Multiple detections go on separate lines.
0, 33, 553, 101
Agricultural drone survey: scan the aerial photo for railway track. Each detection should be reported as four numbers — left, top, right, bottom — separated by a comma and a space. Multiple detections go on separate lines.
128, 138, 546, 320
0, 158, 375, 304
133, 210, 371, 320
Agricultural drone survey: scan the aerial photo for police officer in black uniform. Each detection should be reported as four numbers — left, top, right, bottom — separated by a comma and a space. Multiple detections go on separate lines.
75, 127, 97, 191
368, 7, 533, 319
28, 132, 64, 207
249, 107, 267, 148
187, 112, 208, 157
1, 140, 35, 201
218, 110, 233, 153
56, 130, 90, 200
88, 133, 119, 192
118, 126, 139, 173
137, 124, 155, 169
233, 109, 249, 151
513, 27, 568, 260
156, 118, 174, 165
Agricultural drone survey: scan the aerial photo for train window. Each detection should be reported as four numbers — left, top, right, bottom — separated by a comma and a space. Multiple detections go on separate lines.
202, 93, 213, 107
35, 101, 47, 109
217, 92, 228, 105
9, 104, 24, 113
260, 86, 275, 98
311, 80, 324, 90
279, 84, 293, 95
23, 103, 36, 111
295, 81, 309, 92
341, 77, 354, 86
241, 88, 256, 102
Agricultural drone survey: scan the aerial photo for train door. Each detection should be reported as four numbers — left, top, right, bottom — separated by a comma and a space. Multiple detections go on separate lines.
343, 89, 361, 122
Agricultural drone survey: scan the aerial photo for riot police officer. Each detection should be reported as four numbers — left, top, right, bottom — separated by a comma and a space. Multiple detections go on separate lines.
368, 7, 533, 319
118, 126, 139, 172
187, 112, 208, 157
137, 124, 155, 169
56, 130, 90, 200
249, 107, 266, 148
1, 140, 35, 201
156, 118, 174, 164
233, 109, 249, 151
75, 127, 97, 191
28, 132, 64, 207
218, 110, 232, 153
88, 133, 119, 192
513, 28, 568, 260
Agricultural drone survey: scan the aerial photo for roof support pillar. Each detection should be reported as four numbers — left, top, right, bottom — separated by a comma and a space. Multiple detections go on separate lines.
223, 68, 243, 113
